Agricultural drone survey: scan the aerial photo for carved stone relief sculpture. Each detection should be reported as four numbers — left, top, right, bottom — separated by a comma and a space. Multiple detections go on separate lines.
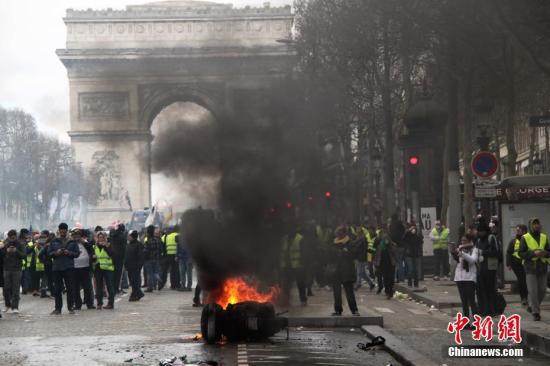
79, 92, 129, 120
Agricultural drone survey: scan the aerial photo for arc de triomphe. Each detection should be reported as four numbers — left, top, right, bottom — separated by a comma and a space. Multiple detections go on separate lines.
57, 1, 294, 226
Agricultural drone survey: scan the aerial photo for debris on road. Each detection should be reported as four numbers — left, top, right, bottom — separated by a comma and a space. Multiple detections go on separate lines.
357, 336, 386, 351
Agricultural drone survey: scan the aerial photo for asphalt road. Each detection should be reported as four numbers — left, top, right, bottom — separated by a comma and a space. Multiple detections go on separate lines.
0, 290, 399, 366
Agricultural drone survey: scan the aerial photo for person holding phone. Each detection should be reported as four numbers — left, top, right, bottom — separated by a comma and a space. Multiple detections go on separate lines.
0, 229, 26, 314
452, 233, 482, 328
47, 223, 80, 315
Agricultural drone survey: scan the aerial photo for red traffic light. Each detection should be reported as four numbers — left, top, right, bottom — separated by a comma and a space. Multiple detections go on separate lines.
325, 191, 332, 198
286, 202, 293, 209
409, 156, 419, 166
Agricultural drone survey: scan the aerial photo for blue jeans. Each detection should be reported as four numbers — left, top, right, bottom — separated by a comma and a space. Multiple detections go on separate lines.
355, 260, 374, 287
405, 257, 421, 287
395, 247, 406, 282
178, 260, 193, 289
145, 260, 160, 291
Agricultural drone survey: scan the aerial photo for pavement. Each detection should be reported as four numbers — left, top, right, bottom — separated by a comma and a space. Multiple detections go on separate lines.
0, 287, 397, 366
1, 280, 549, 365
394, 277, 550, 358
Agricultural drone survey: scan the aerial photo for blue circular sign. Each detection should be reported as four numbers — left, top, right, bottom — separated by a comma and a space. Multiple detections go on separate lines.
471, 151, 498, 178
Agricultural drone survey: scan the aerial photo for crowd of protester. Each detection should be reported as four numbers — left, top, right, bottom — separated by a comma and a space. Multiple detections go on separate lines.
0, 222, 192, 316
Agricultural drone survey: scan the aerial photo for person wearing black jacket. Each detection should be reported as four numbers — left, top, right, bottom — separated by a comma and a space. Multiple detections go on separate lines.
389, 214, 406, 283
506, 225, 529, 306
403, 223, 423, 288
475, 220, 500, 317
125, 230, 145, 301
0, 229, 26, 314
47, 223, 80, 315
329, 225, 360, 316
110, 224, 127, 294
143, 225, 164, 293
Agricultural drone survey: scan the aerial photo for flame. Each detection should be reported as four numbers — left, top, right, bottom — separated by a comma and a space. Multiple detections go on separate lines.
208, 277, 280, 309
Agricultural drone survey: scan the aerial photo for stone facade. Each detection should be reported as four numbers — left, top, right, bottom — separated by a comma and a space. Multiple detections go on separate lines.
57, 0, 294, 226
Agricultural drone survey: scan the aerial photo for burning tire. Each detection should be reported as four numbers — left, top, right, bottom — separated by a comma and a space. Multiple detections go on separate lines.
200, 301, 288, 343
201, 303, 224, 344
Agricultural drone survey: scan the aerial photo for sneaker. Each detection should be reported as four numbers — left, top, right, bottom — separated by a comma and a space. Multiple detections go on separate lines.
533, 313, 541, 321
331, 312, 342, 316
50, 309, 61, 315
3, 307, 10, 313
433, 276, 440, 281
352, 311, 361, 316
521, 299, 528, 306
11, 308, 19, 314
87, 305, 97, 310
103, 304, 114, 310
68, 309, 75, 315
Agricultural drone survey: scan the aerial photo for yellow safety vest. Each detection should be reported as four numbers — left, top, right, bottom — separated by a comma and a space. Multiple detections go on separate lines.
94, 245, 114, 271
25, 242, 34, 269
34, 246, 44, 272
281, 234, 303, 269
362, 228, 376, 262
163, 232, 178, 255
431, 228, 449, 250
522, 233, 549, 264
512, 239, 521, 260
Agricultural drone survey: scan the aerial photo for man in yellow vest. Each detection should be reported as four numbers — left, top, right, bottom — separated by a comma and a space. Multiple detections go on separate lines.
33, 232, 49, 298
505, 224, 529, 305
280, 224, 307, 306
519, 218, 550, 321
430, 221, 449, 280
92, 231, 116, 310
160, 226, 181, 290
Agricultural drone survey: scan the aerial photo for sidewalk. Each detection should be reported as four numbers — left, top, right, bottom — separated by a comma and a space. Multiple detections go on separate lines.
395, 277, 550, 357
277, 287, 384, 328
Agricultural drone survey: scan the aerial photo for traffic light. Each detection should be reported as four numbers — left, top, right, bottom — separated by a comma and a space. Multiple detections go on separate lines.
286, 202, 293, 209
324, 191, 332, 198
408, 156, 419, 166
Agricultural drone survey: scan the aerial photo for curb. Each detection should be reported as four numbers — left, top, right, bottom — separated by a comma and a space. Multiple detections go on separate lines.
286, 315, 383, 328
394, 283, 462, 308
361, 325, 439, 366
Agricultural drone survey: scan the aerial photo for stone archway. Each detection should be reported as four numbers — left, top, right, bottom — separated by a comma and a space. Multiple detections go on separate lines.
57, 1, 294, 225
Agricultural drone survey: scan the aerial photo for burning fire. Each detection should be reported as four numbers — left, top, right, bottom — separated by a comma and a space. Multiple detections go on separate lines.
208, 277, 280, 309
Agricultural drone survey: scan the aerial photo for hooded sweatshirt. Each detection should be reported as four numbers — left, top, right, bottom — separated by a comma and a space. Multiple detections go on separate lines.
519, 218, 550, 274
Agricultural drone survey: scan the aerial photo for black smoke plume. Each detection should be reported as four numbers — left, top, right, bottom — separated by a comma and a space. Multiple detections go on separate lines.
151, 81, 320, 291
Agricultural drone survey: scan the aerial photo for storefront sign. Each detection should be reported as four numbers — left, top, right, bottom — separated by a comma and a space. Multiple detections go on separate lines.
496, 185, 550, 201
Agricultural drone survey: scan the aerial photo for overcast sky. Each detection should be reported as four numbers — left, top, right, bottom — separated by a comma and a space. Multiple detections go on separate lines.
0, 0, 292, 141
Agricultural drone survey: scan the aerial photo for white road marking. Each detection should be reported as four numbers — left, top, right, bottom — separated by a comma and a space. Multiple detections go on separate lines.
407, 308, 427, 315
373, 307, 395, 313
